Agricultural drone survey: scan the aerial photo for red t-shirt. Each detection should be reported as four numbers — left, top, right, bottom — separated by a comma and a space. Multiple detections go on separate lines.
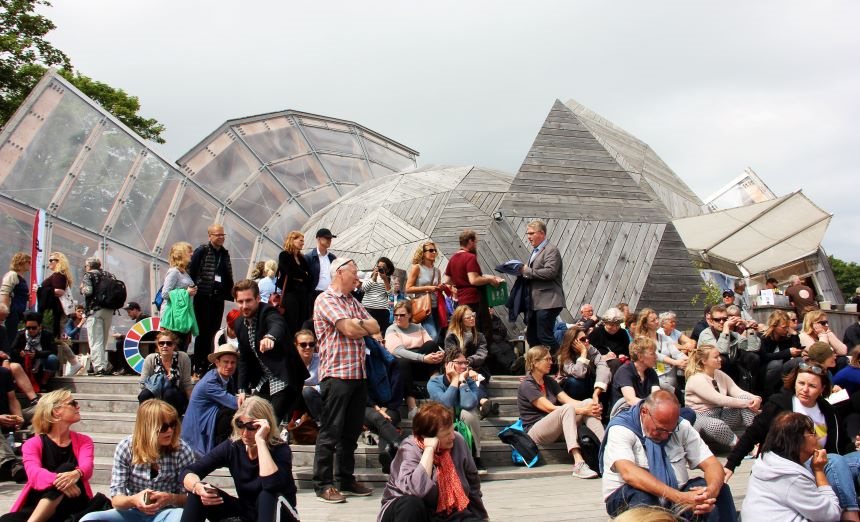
445, 250, 482, 305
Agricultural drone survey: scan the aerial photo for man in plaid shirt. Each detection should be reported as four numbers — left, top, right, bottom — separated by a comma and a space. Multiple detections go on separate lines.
312, 257, 382, 504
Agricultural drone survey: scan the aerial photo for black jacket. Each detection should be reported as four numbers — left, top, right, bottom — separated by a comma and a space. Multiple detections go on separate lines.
303, 249, 336, 292
725, 389, 849, 471
234, 303, 309, 393
10, 330, 56, 364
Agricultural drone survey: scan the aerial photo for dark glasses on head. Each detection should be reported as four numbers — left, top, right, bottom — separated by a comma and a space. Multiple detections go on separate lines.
235, 419, 259, 431
798, 362, 825, 376
159, 421, 177, 433
297, 341, 316, 348
157, 341, 175, 347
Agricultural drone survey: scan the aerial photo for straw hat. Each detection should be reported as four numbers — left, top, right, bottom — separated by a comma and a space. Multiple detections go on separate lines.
208, 343, 239, 364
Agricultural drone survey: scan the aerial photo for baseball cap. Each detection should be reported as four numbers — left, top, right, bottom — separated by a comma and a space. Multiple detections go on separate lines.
124, 302, 141, 311
722, 290, 735, 298
316, 228, 337, 239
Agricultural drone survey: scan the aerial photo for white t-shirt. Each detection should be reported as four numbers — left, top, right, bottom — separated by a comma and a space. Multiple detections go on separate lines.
793, 396, 828, 448
601, 419, 712, 500
316, 249, 333, 291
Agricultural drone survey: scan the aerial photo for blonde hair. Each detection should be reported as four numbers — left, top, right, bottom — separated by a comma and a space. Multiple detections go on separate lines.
802, 310, 827, 336
525, 345, 550, 373
633, 308, 657, 337
31, 389, 73, 435
264, 260, 277, 278
685, 344, 719, 379
629, 336, 657, 362
282, 231, 304, 255
49, 252, 74, 287
167, 242, 192, 271
764, 309, 790, 338
447, 305, 475, 349
131, 400, 182, 465
411, 241, 437, 265
230, 396, 282, 447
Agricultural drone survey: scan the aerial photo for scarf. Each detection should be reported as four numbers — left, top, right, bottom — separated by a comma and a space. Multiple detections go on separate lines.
25, 332, 41, 353
597, 401, 678, 490
416, 438, 470, 515
153, 352, 180, 385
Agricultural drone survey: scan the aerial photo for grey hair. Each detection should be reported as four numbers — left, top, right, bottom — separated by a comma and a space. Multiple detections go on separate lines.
789, 275, 801, 285
726, 305, 741, 316
643, 389, 679, 411
85, 256, 101, 270
527, 220, 546, 233
601, 307, 625, 323
329, 257, 354, 277
658, 311, 677, 324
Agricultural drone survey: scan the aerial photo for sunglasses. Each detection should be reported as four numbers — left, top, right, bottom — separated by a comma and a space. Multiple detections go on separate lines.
576, 337, 589, 343
159, 421, 177, 433
49, 258, 59, 263
235, 419, 259, 431
423, 248, 437, 253
56, 399, 79, 409
816, 320, 829, 326
393, 313, 408, 318
711, 317, 728, 323
157, 341, 175, 347
297, 341, 316, 349
798, 362, 825, 376
25, 325, 39, 331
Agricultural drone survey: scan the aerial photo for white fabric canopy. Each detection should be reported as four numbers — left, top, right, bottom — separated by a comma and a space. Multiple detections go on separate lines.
672, 190, 831, 275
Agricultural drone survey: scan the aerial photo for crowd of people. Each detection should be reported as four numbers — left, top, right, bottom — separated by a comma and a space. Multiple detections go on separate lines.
0, 218, 858, 521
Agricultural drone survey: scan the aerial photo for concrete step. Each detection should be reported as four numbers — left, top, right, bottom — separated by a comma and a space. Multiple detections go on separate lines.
54, 376, 141, 395
398, 417, 518, 440
76, 411, 137, 434
291, 463, 575, 489
74, 393, 139, 413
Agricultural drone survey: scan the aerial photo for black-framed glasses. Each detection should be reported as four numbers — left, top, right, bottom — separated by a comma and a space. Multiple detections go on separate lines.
817, 320, 829, 326
423, 248, 437, 253
712, 317, 728, 323
235, 419, 259, 431
452, 359, 469, 366
49, 258, 59, 263
159, 421, 177, 433
157, 341, 175, 347
798, 362, 825, 376
297, 341, 316, 349
647, 410, 679, 437
393, 313, 408, 318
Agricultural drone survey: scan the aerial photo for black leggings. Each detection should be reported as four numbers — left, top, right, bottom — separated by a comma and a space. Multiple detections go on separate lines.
396, 341, 440, 400
180, 489, 289, 522
0, 463, 88, 522
138, 385, 188, 416
380, 495, 482, 522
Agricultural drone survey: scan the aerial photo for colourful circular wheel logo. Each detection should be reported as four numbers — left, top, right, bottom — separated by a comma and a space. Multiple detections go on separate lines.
123, 316, 160, 374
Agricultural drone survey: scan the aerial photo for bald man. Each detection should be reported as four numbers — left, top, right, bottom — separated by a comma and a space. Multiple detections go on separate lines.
599, 390, 736, 520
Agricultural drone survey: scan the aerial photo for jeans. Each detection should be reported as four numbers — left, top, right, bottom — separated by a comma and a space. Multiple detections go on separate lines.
40, 354, 59, 373
313, 378, 367, 492
180, 489, 288, 522
527, 307, 562, 352
79, 508, 183, 522
605, 477, 736, 521
301, 386, 323, 421
86, 308, 114, 372
562, 375, 595, 401
815, 452, 860, 511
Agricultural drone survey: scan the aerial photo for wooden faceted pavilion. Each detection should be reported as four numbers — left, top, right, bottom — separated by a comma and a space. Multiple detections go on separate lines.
305, 100, 705, 326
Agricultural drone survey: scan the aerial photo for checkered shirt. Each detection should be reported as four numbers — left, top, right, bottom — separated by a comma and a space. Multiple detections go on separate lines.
245, 317, 286, 396
109, 435, 196, 498
314, 287, 371, 380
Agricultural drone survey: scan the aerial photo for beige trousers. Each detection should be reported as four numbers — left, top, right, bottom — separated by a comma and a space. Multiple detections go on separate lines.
526, 401, 605, 453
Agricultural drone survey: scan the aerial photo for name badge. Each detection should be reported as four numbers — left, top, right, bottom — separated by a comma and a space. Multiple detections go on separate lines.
214, 275, 222, 283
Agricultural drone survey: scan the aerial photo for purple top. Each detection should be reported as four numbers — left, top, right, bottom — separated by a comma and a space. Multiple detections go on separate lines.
379, 433, 488, 521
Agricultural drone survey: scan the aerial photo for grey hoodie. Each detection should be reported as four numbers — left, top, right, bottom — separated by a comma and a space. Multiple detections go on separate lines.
741, 451, 841, 522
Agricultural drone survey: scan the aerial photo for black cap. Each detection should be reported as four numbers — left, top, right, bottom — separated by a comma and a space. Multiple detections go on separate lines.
722, 290, 735, 298
316, 228, 337, 239
124, 301, 141, 311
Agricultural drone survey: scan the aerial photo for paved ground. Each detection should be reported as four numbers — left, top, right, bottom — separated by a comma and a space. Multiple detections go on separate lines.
0, 459, 753, 521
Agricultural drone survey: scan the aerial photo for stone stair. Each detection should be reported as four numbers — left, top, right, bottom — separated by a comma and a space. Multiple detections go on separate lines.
51, 374, 574, 489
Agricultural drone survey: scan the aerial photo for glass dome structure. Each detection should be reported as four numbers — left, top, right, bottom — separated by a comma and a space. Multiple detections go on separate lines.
0, 70, 418, 324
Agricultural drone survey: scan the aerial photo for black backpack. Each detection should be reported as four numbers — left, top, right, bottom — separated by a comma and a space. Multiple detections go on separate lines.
94, 271, 127, 310
578, 425, 601, 476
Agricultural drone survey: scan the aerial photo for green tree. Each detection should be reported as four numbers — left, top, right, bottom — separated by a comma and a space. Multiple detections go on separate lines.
829, 255, 860, 301
1, 0, 166, 143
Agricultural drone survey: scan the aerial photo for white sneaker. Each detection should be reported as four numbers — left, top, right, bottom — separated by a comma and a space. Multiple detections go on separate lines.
67, 361, 83, 376
407, 407, 419, 420
571, 462, 598, 479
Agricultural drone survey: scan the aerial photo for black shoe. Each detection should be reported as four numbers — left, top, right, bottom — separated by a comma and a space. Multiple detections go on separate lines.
474, 457, 486, 471
94, 369, 110, 377
379, 441, 399, 474
24, 395, 41, 409
479, 400, 495, 419
10, 462, 26, 483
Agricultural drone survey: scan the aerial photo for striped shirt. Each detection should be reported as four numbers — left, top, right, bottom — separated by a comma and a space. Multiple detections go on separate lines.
109, 435, 196, 498
360, 277, 390, 310
315, 287, 371, 380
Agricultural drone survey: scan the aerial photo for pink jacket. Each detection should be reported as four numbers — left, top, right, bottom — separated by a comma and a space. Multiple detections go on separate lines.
11, 431, 95, 512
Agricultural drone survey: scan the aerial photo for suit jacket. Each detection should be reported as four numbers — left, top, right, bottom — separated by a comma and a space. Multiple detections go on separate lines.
303, 249, 336, 291
234, 303, 309, 393
521, 242, 564, 310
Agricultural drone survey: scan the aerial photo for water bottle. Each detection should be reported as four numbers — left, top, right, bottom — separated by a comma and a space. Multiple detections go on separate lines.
6, 431, 14, 449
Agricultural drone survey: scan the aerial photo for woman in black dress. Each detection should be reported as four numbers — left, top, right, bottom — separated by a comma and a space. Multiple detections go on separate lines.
276, 231, 311, 334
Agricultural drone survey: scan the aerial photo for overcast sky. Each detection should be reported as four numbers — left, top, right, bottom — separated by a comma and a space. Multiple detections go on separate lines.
43, 1, 859, 262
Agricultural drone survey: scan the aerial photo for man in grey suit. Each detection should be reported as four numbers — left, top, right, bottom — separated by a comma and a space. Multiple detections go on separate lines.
521, 220, 565, 352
